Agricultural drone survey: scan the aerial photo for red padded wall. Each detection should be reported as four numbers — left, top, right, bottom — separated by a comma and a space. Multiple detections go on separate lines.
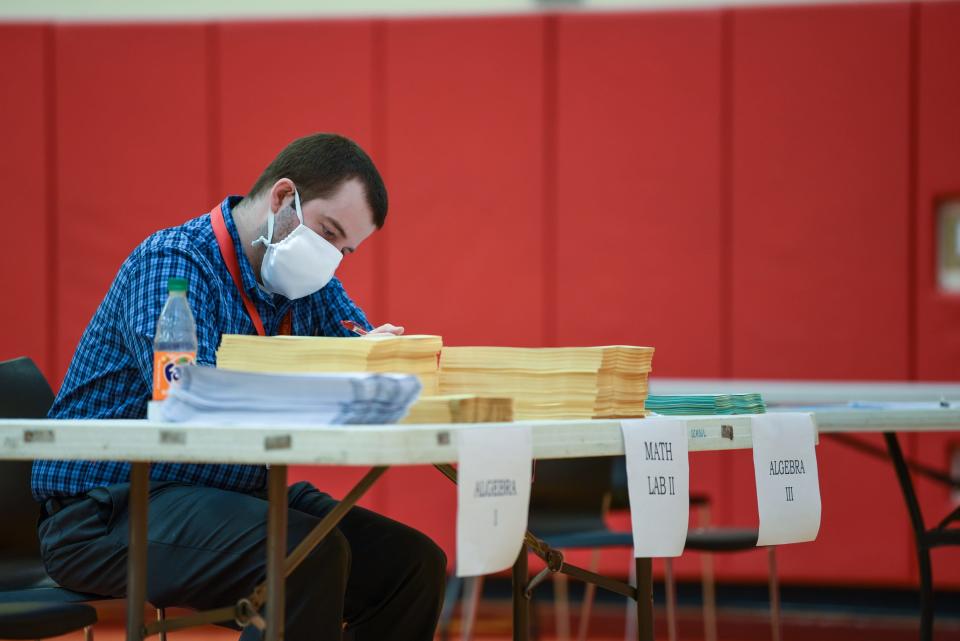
909, 0, 960, 587
0, 26, 51, 376
382, 17, 545, 346
725, 4, 914, 583
54, 25, 211, 383
379, 16, 546, 561
216, 20, 382, 322
554, 10, 727, 579
730, 4, 911, 381
915, 1, 960, 380
555, 11, 724, 378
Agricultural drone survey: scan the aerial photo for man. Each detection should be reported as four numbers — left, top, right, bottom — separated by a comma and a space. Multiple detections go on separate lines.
31, 133, 446, 640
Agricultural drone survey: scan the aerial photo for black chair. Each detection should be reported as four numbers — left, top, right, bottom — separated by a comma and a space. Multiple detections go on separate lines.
0, 357, 110, 639
538, 457, 768, 641
0, 602, 97, 640
0, 357, 105, 600
0, 357, 170, 640
524, 456, 620, 641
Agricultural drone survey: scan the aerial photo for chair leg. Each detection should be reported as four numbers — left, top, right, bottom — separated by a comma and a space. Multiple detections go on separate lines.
439, 575, 463, 641
157, 607, 167, 641
766, 546, 781, 641
83, 626, 94, 641
624, 558, 637, 641
576, 549, 601, 641
700, 549, 718, 641
695, 502, 718, 641
665, 558, 678, 641
461, 575, 484, 641
553, 571, 571, 641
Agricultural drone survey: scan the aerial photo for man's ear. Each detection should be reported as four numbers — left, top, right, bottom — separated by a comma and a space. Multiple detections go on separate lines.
268, 178, 296, 214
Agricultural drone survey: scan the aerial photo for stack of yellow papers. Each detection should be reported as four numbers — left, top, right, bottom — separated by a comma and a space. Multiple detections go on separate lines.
400, 395, 514, 424
216, 334, 443, 394
438, 345, 654, 420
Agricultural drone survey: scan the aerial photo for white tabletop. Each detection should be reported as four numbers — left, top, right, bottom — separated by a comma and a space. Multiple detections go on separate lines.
2, 408, 959, 466
0, 416, 746, 466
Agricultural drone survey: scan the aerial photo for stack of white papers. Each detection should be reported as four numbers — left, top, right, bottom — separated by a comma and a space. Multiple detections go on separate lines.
160, 366, 422, 425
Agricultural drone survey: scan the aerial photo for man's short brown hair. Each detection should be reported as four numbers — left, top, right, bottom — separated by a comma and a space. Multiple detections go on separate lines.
248, 133, 388, 228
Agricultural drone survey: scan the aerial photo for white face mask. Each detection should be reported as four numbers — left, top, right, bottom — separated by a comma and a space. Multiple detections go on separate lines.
253, 188, 343, 300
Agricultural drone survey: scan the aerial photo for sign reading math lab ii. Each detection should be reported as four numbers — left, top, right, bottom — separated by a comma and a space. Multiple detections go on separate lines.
645, 441, 677, 496
621, 419, 690, 558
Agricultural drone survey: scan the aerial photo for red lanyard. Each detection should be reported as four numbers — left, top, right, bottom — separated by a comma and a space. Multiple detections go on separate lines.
210, 203, 291, 336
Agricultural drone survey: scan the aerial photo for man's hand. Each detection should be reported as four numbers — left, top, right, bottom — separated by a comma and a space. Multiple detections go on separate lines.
367, 323, 405, 336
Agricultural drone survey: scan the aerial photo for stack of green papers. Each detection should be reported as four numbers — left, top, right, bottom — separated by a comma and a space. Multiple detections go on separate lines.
645, 393, 766, 415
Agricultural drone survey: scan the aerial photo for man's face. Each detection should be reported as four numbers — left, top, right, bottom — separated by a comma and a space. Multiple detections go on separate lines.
270, 177, 377, 256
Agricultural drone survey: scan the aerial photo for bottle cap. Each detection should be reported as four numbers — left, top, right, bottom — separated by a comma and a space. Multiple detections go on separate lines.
167, 277, 188, 293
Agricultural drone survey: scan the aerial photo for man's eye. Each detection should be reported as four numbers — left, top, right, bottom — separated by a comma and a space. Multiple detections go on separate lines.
321, 225, 336, 240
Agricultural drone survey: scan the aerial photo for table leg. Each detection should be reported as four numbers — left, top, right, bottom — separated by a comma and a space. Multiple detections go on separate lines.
636, 558, 653, 641
126, 462, 149, 641
266, 465, 288, 641
512, 545, 529, 641
884, 433, 934, 641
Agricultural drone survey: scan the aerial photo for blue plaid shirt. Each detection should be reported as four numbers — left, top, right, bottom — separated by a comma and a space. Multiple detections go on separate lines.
31, 196, 373, 501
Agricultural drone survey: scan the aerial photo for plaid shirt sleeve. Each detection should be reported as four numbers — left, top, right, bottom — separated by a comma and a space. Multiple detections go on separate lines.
313, 277, 374, 336
120, 243, 222, 379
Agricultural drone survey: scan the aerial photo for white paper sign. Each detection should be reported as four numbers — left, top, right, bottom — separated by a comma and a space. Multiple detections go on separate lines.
751, 413, 821, 546
456, 425, 533, 577
621, 418, 690, 557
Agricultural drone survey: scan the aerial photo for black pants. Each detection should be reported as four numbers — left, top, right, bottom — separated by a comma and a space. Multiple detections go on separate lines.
38, 480, 447, 640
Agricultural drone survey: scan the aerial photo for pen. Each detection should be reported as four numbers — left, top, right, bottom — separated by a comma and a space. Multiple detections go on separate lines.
340, 319, 368, 336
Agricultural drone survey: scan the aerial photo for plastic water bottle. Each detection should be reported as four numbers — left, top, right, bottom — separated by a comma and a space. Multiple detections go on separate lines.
152, 277, 198, 401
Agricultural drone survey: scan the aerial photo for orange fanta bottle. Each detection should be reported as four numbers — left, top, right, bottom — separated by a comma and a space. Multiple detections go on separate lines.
152, 277, 197, 400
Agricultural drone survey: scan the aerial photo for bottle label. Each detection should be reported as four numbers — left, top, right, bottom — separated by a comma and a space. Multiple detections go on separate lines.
152, 351, 196, 401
